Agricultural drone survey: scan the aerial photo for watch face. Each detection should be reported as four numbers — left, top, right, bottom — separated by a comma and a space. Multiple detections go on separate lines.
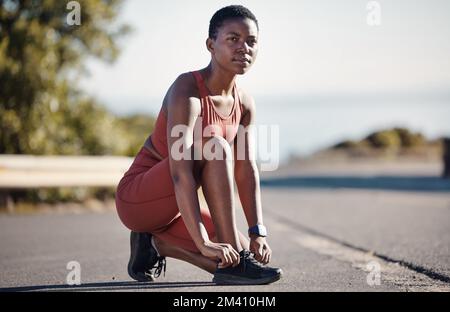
257, 225, 267, 236
249, 225, 267, 237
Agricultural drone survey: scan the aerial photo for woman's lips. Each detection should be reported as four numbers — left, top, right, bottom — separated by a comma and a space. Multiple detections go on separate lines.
232, 58, 251, 65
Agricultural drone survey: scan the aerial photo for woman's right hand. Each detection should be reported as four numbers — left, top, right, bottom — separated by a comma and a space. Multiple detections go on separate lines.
199, 241, 240, 268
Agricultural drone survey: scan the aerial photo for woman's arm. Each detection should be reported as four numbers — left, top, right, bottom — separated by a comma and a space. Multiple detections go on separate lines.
166, 75, 207, 249
234, 93, 263, 228
233, 92, 272, 264
167, 74, 239, 267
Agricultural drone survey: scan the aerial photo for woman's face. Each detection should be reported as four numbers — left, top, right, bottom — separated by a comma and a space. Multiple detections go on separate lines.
208, 17, 259, 75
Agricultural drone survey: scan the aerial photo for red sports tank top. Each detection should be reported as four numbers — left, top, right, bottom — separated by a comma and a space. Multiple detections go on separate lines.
148, 70, 244, 158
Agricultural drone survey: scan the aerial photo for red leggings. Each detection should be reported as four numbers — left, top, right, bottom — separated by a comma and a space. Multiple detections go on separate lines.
115, 147, 216, 253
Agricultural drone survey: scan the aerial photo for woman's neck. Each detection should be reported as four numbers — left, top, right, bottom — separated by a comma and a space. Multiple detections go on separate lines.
201, 62, 236, 97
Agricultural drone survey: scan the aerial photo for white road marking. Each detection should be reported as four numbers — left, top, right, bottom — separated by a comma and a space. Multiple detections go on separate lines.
269, 218, 450, 292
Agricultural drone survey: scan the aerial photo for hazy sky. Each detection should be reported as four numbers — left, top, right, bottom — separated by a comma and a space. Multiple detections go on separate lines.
81, 0, 450, 107
79, 0, 450, 159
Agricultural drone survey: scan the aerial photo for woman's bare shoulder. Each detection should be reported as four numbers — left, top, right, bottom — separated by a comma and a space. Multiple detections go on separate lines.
163, 72, 201, 116
173, 72, 199, 94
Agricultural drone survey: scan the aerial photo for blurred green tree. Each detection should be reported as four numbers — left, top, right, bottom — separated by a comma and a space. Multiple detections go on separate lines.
0, 0, 133, 155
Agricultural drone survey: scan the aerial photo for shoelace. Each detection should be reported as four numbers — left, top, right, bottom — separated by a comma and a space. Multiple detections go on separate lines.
153, 256, 167, 278
241, 250, 264, 270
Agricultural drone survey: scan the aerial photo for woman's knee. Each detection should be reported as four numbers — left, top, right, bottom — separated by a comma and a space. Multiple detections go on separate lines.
202, 136, 233, 161
193, 136, 233, 177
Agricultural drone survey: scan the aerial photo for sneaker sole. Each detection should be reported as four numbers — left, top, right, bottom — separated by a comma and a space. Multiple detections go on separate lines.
212, 272, 282, 285
127, 261, 154, 282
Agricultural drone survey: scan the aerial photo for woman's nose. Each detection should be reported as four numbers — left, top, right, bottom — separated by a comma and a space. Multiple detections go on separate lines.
237, 41, 250, 53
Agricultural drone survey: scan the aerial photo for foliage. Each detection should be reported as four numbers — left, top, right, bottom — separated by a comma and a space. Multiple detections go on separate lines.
0, 0, 131, 155
0, 1, 160, 206
333, 127, 428, 151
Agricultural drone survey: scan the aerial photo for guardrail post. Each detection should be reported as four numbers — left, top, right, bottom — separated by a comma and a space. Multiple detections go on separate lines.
0, 190, 15, 213
443, 138, 450, 179
0, 191, 5, 210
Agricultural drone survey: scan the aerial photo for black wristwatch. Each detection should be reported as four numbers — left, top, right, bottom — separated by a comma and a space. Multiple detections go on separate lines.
248, 224, 267, 237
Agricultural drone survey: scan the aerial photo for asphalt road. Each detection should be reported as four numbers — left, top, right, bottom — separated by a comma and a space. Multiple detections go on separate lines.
1, 181, 449, 292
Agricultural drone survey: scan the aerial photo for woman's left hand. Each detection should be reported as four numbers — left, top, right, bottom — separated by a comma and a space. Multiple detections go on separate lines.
249, 236, 272, 265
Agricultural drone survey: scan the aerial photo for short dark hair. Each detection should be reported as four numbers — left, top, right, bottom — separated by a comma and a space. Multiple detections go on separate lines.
208, 5, 259, 40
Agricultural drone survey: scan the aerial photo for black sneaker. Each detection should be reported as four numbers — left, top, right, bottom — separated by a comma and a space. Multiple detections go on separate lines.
213, 250, 283, 285
127, 231, 166, 282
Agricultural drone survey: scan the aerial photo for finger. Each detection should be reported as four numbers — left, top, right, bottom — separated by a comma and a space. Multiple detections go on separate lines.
221, 245, 239, 266
254, 252, 262, 262
228, 244, 240, 261
223, 249, 233, 266
262, 249, 270, 264
227, 249, 236, 264
219, 247, 232, 266
259, 246, 267, 263
250, 244, 258, 258
231, 249, 240, 266
218, 254, 231, 268
221, 245, 235, 260
234, 249, 241, 264
265, 250, 272, 264
259, 248, 267, 263
255, 246, 263, 261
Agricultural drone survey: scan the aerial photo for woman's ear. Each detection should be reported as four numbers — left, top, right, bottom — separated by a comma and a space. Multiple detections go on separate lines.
206, 38, 214, 54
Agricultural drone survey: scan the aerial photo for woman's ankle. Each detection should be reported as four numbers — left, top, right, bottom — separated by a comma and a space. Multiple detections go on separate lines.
151, 236, 165, 257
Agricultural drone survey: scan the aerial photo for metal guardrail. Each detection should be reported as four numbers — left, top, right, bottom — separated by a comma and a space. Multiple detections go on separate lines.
0, 155, 133, 188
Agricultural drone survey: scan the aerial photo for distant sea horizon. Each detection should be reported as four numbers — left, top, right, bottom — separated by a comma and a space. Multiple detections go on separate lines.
99, 94, 450, 164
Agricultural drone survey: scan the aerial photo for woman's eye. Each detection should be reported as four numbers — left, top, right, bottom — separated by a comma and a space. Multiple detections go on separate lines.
229, 37, 238, 42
